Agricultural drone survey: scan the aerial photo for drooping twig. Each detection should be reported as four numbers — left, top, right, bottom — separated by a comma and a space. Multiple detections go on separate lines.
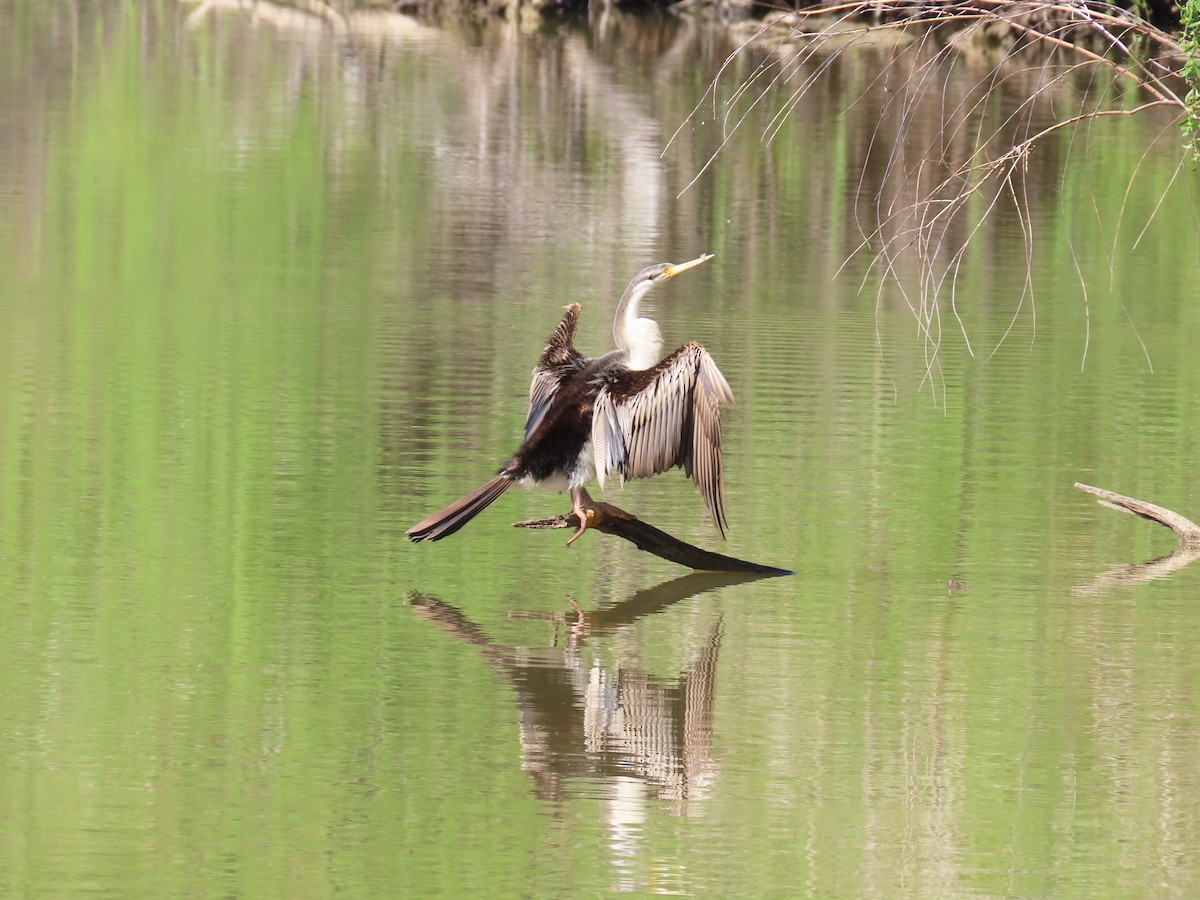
682, 1, 1190, 391
513, 511, 792, 575
1074, 482, 1200, 546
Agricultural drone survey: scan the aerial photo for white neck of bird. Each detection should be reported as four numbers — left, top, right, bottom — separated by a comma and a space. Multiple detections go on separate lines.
614, 279, 664, 371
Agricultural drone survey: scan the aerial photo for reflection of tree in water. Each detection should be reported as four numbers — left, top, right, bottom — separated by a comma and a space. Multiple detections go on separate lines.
407, 573, 763, 815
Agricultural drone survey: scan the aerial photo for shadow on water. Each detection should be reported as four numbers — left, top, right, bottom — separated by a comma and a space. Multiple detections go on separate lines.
406, 572, 771, 813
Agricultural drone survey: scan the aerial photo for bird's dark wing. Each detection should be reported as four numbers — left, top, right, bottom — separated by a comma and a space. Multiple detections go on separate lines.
592, 342, 734, 536
525, 304, 585, 438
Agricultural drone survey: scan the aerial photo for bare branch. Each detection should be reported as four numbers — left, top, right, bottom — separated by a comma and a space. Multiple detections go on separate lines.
513, 512, 793, 575
1074, 482, 1200, 545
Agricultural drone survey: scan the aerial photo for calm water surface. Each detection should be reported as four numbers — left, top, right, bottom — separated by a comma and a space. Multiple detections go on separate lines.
2, 2, 1200, 896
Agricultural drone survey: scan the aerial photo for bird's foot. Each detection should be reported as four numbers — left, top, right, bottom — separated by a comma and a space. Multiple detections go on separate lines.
566, 505, 598, 546
565, 491, 636, 546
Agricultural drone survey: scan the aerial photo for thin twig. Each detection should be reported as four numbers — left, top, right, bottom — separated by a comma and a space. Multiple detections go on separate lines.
692, 0, 1188, 379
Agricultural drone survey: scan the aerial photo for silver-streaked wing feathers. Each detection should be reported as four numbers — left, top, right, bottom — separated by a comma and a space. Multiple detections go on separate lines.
592, 342, 734, 536
524, 304, 584, 437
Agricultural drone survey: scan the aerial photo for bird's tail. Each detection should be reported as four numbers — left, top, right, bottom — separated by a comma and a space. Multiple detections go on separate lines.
406, 474, 514, 543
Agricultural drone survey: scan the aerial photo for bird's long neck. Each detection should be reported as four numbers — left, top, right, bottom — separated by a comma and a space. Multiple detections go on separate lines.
613, 279, 663, 371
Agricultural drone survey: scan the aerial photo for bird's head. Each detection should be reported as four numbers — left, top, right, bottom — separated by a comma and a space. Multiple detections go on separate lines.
615, 254, 714, 370
632, 253, 715, 288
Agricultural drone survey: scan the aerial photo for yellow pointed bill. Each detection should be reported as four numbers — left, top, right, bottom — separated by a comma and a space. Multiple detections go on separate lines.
664, 253, 714, 279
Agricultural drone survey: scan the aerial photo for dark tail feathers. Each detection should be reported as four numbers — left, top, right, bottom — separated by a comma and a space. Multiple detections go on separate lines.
407, 474, 513, 542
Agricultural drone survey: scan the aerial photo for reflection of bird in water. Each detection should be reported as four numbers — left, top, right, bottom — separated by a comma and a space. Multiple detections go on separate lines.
407, 254, 734, 545
405, 573, 750, 808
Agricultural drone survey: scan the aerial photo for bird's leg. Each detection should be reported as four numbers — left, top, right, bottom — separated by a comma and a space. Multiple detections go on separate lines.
566, 594, 587, 650
566, 486, 597, 546
566, 486, 636, 546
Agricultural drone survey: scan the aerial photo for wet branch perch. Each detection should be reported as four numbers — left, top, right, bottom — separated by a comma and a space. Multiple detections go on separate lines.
1074, 483, 1200, 546
513, 511, 792, 575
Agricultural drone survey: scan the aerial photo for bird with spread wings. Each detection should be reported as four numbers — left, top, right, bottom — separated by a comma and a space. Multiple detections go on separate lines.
407, 254, 733, 546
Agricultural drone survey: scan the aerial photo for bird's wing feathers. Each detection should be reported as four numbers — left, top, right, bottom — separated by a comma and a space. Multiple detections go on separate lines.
592, 342, 734, 536
525, 304, 584, 437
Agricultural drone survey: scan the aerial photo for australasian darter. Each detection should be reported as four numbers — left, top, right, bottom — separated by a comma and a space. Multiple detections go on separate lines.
406, 254, 733, 545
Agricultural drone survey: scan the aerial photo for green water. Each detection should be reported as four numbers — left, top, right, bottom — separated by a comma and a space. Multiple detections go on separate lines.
2, 2, 1200, 896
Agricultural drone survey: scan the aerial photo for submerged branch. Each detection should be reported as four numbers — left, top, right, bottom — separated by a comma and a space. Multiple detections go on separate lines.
1072, 483, 1200, 592
513, 511, 793, 575
1074, 482, 1200, 545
